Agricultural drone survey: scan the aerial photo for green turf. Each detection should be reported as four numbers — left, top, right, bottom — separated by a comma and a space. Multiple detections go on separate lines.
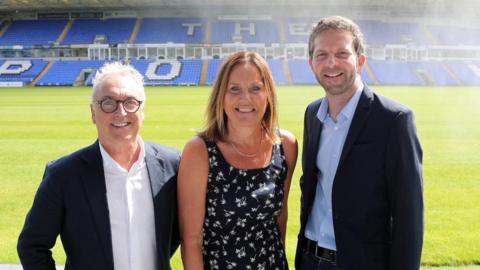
0, 85, 479, 268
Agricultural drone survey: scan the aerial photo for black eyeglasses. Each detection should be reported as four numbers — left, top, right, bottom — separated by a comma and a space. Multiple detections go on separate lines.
95, 97, 143, 113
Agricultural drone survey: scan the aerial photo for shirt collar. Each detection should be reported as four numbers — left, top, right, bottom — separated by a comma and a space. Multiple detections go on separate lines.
316, 81, 364, 123
99, 138, 146, 174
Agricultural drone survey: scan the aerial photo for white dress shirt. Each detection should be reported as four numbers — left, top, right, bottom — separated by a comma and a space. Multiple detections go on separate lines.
100, 139, 158, 270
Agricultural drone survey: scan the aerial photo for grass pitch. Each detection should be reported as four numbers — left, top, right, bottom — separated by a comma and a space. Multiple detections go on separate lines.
0, 86, 479, 268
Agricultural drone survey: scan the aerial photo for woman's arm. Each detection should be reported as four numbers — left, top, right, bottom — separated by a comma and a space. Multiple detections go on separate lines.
277, 129, 298, 244
178, 137, 210, 270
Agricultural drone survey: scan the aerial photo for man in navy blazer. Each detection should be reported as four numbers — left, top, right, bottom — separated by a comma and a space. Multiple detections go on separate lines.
18, 62, 180, 270
295, 16, 424, 269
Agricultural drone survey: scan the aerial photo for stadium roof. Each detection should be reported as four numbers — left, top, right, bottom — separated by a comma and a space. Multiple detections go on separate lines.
0, 0, 478, 11
0, 0, 479, 23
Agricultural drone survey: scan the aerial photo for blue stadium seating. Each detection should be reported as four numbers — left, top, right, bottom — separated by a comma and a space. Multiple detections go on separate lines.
268, 59, 287, 85
412, 61, 458, 85
284, 18, 317, 43
445, 60, 480, 85
205, 59, 287, 86
369, 60, 463, 85
0, 19, 67, 46
361, 68, 375, 85
136, 18, 205, 44
130, 59, 202, 85
205, 59, 223, 85
285, 18, 432, 45
368, 59, 424, 85
427, 25, 480, 46
0, 59, 47, 84
62, 19, 136, 45
288, 59, 316, 85
37, 60, 105, 86
289, 59, 375, 85
0, 17, 476, 87
210, 20, 280, 44
358, 20, 429, 45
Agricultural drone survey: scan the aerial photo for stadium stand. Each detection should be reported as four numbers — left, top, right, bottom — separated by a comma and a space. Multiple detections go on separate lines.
427, 25, 480, 46
0, 59, 47, 84
135, 18, 205, 44
268, 59, 287, 85
288, 59, 375, 85
445, 60, 480, 85
283, 18, 317, 43
369, 59, 469, 85
368, 59, 424, 85
37, 60, 105, 86
62, 18, 136, 45
0, 19, 67, 46
358, 20, 429, 46
205, 59, 222, 85
288, 60, 316, 85
361, 67, 375, 85
210, 20, 280, 44
0, 14, 478, 87
205, 58, 287, 85
412, 61, 459, 85
130, 59, 202, 85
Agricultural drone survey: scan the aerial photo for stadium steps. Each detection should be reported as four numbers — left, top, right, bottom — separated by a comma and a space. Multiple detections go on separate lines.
205, 17, 213, 43
364, 63, 380, 85
30, 60, 54, 86
282, 60, 293, 84
0, 18, 12, 38
129, 18, 142, 44
421, 24, 438, 45
57, 20, 73, 44
440, 61, 464, 85
415, 69, 435, 86
200, 59, 208, 85
277, 20, 286, 43
74, 69, 90, 86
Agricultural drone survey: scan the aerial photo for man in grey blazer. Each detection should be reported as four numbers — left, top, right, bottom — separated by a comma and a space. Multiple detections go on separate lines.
18, 62, 180, 270
295, 16, 424, 269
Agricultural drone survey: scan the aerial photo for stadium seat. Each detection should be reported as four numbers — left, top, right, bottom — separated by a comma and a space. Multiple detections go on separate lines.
37, 60, 105, 86
62, 19, 136, 45
205, 59, 287, 86
0, 59, 48, 84
136, 18, 205, 44
130, 59, 202, 85
210, 20, 280, 44
0, 19, 67, 46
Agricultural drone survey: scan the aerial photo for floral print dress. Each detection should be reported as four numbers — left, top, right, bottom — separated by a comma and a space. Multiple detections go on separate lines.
202, 139, 289, 270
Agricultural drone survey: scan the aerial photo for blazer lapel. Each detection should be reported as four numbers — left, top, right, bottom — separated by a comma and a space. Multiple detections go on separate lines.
306, 104, 322, 176
338, 86, 373, 167
80, 141, 114, 268
304, 100, 323, 218
144, 142, 166, 198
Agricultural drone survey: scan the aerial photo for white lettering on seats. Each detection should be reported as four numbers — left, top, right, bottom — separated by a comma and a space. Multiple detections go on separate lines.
0, 60, 32, 75
146, 60, 181, 80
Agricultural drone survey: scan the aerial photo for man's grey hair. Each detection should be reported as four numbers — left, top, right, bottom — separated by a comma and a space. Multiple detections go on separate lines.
91, 62, 145, 102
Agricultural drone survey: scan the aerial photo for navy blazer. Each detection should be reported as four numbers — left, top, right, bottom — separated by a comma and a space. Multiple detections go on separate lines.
295, 86, 424, 270
18, 141, 180, 270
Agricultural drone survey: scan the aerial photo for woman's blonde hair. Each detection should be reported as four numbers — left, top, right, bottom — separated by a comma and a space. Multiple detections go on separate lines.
199, 51, 279, 143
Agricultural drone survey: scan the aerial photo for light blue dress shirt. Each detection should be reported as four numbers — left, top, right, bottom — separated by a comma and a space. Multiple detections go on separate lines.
305, 84, 363, 250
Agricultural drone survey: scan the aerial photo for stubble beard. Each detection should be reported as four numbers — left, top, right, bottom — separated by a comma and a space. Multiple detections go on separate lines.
317, 67, 359, 97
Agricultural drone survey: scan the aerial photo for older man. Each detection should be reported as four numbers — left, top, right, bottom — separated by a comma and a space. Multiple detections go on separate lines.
18, 62, 180, 270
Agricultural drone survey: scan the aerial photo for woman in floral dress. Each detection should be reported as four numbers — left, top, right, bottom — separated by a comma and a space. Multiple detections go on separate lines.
178, 51, 298, 269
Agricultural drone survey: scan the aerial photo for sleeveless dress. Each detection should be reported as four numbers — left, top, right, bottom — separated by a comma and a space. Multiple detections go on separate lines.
202, 139, 289, 270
